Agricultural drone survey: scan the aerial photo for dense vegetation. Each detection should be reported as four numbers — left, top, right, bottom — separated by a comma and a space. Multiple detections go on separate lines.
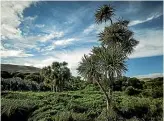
1, 71, 163, 121
1, 62, 85, 92
1, 77, 163, 121
1, 4, 163, 121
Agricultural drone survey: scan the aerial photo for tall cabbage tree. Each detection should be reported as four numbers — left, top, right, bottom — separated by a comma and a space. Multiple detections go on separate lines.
78, 4, 139, 118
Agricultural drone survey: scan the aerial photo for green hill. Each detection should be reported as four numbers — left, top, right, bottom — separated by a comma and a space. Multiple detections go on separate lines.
1, 64, 40, 73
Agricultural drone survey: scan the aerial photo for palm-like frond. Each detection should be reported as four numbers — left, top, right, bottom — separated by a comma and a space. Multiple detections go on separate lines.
95, 4, 115, 24
92, 46, 127, 78
77, 45, 127, 86
77, 54, 99, 81
98, 20, 139, 54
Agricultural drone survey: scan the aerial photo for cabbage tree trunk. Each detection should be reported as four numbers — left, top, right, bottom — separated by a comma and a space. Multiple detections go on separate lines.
52, 84, 55, 92
96, 80, 111, 111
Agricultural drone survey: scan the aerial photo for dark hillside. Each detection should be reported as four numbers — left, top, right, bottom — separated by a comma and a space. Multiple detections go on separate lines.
1, 64, 40, 73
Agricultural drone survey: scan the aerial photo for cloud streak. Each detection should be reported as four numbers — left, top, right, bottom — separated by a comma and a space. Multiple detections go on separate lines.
129, 13, 162, 26
1, 49, 33, 58
53, 38, 78, 46
39, 32, 64, 42
130, 29, 163, 58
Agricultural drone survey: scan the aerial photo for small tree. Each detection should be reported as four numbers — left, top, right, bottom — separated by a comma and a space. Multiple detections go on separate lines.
40, 61, 71, 92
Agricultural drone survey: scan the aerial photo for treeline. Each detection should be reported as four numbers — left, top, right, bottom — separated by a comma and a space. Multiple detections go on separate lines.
1, 62, 88, 92
113, 76, 163, 98
1, 63, 163, 99
1, 76, 87, 92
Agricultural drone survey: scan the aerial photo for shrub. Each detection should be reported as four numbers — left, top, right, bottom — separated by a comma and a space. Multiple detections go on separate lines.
113, 80, 123, 91
114, 95, 163, 120
1, 86, 163, 121
65, 76, 89, 91
142, 77, 163, 98
125, 86, 141, 96
1, 99, 37, 121
24, 73, 44, 83
1, 77, 41, 91
13, 72, 26, 79
38, 83, 51, 91
128, 78, 143, 89
83, 84, 99, 91
1, 71, 13, 78
144, 77, 163, 89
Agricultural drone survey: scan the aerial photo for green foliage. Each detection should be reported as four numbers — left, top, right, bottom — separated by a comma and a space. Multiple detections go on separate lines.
13, 72, 26, 79
1, 98, 38, 121
1, 71, 13, 79
128, 78, 143, 89
65, 76, 89, 91
82, 84, 100, 92
144, 77, 163, 89
95, 4, 114, 24
25, 73, 44, 83
1, 77, 40, 91
113, 79, 123, 91
117, 76, 144, 91
113, 95, 163, 120
141, 77, 163, 98
1, 89, 163, 121
1, 91, 104, 121
1, 3, 163, 121
41, 61, 71, 92
125, 86, 141, 96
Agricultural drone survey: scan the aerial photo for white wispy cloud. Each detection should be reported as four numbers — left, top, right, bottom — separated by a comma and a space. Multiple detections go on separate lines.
34, 48, 91, 75
53, 38, 77, 46
1, 49, 33, 58
130, 29, 163, 58
83, 24, 95, 34
39, 45, 55, 53
35, 24, 45, 28
39, 32, 64, 42
129, 13, 162, 26
24, 16, 38, 21
83, 21, 112, 35
1, 31, 64, 51
83, 12, 162, 35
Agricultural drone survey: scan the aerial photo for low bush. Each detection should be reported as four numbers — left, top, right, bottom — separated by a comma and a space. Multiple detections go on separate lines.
125, 86, 141, 96
114, 95, 163, 120
1, 77, 50, 91
1, 98, 38, 121
1, 79, 163, 121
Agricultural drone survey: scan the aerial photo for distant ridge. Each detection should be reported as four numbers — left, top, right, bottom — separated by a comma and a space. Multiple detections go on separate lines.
1, 64, 40, 73
134, 73, 163, 79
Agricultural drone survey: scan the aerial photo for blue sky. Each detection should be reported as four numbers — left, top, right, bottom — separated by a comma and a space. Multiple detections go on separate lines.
1, 1, 163, 77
